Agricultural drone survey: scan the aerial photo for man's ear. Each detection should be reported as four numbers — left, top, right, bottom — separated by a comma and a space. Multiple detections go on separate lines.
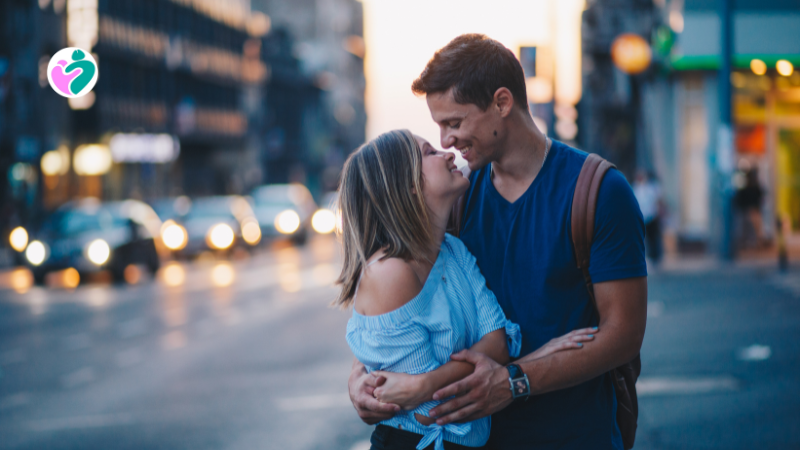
492, 88, 514, 118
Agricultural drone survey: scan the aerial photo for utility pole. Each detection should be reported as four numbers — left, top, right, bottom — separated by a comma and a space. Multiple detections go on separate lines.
717, 0, 735, 260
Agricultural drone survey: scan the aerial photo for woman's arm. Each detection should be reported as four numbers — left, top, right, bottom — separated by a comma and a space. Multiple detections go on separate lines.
372, 327, 597, 410
372, 328, 508, 409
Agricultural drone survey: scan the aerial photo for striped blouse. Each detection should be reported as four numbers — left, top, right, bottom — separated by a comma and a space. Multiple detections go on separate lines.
346, 234, 522, 450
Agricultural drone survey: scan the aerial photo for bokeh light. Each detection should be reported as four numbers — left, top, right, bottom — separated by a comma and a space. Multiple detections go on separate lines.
161, 262, 186, 287
750, 59, 767, 76
311, 209, 337, 234
208, 224, 235, 250
86, 239, 111, 265
776, 60, 794, 77
9, 227, 28, 252
275, 210, 301, 234
211, 262, 235, 287
241, 220, 262, 245
9, 268, 33, 294
62, 267, 80, 289
25, 241, 47, 266
161, 220, 188, 250
124, 264, 142, 284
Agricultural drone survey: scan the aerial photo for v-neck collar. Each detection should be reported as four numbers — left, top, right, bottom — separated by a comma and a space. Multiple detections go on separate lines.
486, 139, 558, 207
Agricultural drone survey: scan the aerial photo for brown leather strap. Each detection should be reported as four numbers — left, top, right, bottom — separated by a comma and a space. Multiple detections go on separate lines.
571, 153, 616, 304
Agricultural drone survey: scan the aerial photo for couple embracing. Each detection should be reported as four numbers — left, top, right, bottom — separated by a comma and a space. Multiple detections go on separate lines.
336, 34, 648, 450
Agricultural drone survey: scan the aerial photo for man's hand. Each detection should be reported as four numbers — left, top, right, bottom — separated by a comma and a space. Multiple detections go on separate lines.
348, 360, 400, 425
427, 349, 512, 425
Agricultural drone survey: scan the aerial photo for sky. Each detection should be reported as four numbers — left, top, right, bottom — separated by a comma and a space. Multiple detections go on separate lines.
361, 0, 583, 160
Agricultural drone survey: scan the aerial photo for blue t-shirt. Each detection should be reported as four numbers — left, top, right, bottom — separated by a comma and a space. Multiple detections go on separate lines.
458, 140, 646, 450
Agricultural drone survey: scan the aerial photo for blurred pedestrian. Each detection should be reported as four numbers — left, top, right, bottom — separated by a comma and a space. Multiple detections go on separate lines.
633, 169, 664, 265
349, 34, 647, 450
734, 168, 765, 248
340, 130, 593, 450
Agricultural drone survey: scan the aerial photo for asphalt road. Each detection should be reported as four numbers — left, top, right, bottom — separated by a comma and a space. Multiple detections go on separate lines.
0, 237, 798, 450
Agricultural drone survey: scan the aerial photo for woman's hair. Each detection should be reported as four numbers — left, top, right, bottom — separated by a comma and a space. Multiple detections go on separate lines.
334, 129, 435, 308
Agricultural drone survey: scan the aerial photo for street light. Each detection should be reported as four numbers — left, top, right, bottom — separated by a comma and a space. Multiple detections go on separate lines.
9, 227, 28, 252
776, 60, 794, 77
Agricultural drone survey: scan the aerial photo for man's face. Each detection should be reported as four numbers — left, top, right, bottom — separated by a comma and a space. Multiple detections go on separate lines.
426, 89, 500, 172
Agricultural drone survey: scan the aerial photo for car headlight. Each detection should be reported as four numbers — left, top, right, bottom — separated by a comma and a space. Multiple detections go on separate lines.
311, 209, 336, 234
241, 219, 261, 245
207, 223, 235, 249
274, 210, 301, 234
161, 220, 188, 250
9, 226, 28, 252
25, 241, 48, 266
86, 239, 111, 265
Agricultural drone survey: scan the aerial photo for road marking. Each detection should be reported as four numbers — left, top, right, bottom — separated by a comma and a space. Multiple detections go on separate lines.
61, 367, 96, 389
637, 376, 739, 396
738, 344, 771, 361
276, 393, 352, 411
27, 413, 135, 432
350, 440, 371, 450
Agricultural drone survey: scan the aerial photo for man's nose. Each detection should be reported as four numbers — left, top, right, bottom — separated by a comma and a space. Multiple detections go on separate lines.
441, 130, 456, 149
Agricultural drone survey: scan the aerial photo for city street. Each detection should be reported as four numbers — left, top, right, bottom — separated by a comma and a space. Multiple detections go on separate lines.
0, 238, 799, 450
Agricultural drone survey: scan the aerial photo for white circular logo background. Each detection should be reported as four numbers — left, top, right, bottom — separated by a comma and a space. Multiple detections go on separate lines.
46, 47, 99, 98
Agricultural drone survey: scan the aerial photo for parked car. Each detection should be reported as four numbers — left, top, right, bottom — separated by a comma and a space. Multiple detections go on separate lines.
250, 184, 317, 245
24, 198, 162, 284
179, 195, 261, 257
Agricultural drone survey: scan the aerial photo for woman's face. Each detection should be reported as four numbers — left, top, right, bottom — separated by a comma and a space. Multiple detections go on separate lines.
414, 134, 469, 206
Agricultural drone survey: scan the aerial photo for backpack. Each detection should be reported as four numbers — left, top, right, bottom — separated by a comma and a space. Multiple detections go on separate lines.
446, 153, 640, 449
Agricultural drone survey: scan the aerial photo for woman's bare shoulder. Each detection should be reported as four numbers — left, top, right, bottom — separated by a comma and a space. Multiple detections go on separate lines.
355, 257, 423, 317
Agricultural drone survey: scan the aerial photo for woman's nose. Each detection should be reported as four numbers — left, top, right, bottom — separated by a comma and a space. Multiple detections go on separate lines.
444, 151, 455, 162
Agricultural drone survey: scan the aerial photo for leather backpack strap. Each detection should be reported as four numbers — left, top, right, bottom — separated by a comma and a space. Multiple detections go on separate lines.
571, 153, 615, 303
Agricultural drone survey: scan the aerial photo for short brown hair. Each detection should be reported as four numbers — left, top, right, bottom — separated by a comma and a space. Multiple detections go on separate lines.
412, 34, 528, 111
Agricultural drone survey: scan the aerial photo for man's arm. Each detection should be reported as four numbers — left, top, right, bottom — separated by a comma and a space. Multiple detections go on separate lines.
428, 276, 647, 424
517, 277, 647, 394
372, 328, 509, 410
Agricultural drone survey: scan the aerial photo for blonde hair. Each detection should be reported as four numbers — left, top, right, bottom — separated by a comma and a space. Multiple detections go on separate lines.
334, 129, 435, 307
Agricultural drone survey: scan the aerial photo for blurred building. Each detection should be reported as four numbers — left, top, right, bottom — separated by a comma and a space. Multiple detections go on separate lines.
252, 0, 366, 193
0, 0, 359, 244
582, 0, 800, 255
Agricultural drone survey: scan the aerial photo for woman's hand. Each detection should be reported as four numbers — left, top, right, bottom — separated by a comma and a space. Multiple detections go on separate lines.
372, 371, 438, 410
528, 327, 597, 360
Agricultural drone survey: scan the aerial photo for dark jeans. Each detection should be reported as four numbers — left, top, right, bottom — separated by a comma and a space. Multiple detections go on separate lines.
370, 425, 486, 450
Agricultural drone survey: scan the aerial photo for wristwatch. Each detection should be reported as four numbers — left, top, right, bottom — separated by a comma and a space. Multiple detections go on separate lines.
506, 364, 531, 403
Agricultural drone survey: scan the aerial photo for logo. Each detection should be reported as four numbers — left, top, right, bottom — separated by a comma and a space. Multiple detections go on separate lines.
46, 48, 98, 98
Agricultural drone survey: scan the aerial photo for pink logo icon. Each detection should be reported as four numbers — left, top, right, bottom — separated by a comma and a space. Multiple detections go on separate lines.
50, 60, 81, 97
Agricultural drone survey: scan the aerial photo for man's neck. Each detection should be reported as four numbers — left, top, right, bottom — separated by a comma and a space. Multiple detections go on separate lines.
491, 112, 548, 184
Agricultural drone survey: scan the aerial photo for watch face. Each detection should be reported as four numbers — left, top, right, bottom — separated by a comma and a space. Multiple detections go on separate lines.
513, 377, 530, 397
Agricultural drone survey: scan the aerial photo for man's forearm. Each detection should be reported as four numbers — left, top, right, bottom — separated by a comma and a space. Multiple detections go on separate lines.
518, 278, 647, 395
420, 329, 509, 399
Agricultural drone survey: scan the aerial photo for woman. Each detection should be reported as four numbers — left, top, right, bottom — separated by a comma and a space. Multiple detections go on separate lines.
337, 130, 594, 450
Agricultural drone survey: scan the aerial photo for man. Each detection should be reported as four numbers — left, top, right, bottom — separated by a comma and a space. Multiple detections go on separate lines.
349, 34, 647, 449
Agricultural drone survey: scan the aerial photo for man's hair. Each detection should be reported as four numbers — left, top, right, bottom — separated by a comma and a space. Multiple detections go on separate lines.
412, 34, 528, 111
